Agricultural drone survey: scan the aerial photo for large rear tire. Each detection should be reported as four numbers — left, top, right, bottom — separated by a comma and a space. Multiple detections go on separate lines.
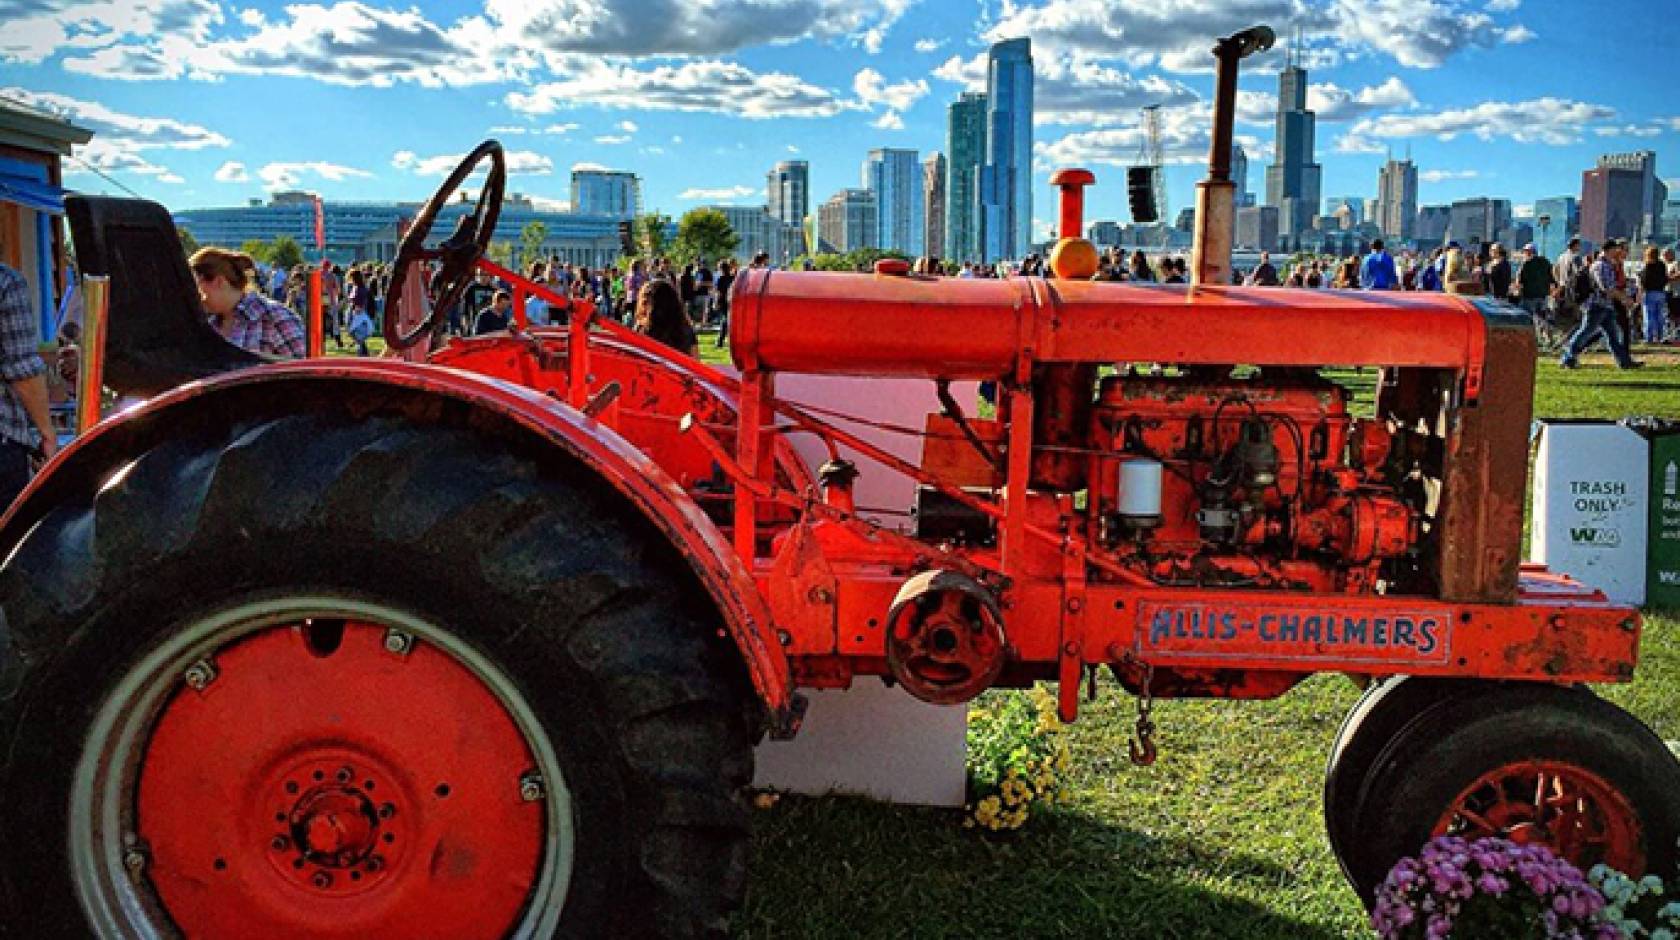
0, 407, 755, 938
1338, 683, 1680, 905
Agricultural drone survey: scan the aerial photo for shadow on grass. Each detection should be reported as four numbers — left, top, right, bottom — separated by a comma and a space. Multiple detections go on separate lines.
739, 793, 1353, 940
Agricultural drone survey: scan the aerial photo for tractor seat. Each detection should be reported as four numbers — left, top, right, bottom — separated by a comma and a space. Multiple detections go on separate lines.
66, 195, 268, 397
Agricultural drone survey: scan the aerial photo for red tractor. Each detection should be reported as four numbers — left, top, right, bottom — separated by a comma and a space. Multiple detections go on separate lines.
1, 26, 1675, 939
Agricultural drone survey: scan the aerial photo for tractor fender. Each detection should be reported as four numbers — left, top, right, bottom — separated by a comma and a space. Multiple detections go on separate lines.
0, 359, 797, 732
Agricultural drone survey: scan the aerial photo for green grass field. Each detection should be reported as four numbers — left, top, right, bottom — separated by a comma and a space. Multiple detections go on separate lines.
727, 340, 1680, 939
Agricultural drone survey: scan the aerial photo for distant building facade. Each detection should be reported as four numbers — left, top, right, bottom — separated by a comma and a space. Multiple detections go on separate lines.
1231, 144, 1254, 208
1086, 220, 1122, 248
817, 189, 878, 253
570, 169, 642, 219
1592, 151, 1665, 241
978, 37, 1032, 262
923, 151, 946, 260
945, 91, 987, 263
1235, 205, 1280, 252
177, 194, 627, 267
704, 205, 802, 264
1446, 197, 1511, 247
863, 147, 923, 256
1581, 165, 1648, 244
1414, 205, 1452, 246
1532, 196, 1579, 257
1372, 158, 1418, 241
766, 160, 809, 228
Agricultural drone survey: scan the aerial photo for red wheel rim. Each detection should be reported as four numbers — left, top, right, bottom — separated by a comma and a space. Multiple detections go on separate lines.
136, 619, 547, 938
1432, 760, 1645, 873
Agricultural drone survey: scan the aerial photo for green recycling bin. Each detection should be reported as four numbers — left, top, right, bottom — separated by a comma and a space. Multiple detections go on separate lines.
1652, 428, 1680, 609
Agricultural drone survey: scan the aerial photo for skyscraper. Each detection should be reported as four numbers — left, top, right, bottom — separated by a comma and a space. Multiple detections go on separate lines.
1264, 47, 1322, 244
1593, 151, 1665, 240
1231, 144, 1253, 208
1532, 196, 1578, 258
923, 151, 946, 260
978, 37, 1033, 262
767, 160, 809, 228
1580, 167, 1644, 244
1446, 197, 1512, 246
1371, 158, 1417, 241
945, 92, 987, 263
863, 148, 923, 255
570, 169, 642, 218
817, 189, 877, 253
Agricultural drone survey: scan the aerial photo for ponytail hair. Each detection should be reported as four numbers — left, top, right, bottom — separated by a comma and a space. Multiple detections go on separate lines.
189, 247, 257, 292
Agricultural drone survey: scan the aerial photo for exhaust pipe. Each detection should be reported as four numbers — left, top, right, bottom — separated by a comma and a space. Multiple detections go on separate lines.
1191, 25, 1275, 287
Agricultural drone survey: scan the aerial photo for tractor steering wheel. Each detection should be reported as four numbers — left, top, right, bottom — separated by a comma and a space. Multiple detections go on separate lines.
384, 141, 506, 351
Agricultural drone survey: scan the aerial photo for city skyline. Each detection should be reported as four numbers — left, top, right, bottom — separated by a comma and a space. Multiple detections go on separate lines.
5, 0, 1677, 245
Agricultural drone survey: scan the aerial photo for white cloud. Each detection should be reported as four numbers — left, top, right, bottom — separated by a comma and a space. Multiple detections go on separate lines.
1485, 0, 1519, 9
237, 7, 265, 26
0, 0, 223, 66
571, 161, 609, 172
641, 145, 665, 155
913, 37, 945, 52
1419, 169, 1480, 182
213, 160, 250, 182
617, 119, 638, 133
1035, 106, 1267, 171
982, 0, 1528, 74
672, 134, 684, 143
255, 161, 372, 190
1594, 124, 1663, 139
509, 59, 848, 119
489, 124, 529, 134
786, 144, 800, 153
933, 52, 1197, 126
485, 0, 914, 57
1341, 97, 1617, 149
58, 1, 523, 87
394, 149, 555, 175
594, 134, 631, 144
872, 110, 905, 129
852, 67, 928, 112
0, 86, 229, 150
543, 122, 580, 134
1501, 23, 1535, 43
680, 185, 758, 200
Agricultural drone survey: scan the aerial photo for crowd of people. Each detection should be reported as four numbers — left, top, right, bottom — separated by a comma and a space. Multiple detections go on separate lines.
214, 247, 771, 360
191, 234, 1680, 375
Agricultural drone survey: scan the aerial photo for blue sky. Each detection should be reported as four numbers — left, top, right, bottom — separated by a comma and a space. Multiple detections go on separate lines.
2, 0, 1677, 235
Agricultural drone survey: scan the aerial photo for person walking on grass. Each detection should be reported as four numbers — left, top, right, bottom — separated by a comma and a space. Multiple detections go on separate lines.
1638, 245, 1669, 343
1514, 243, 1555, 347
1360, 239, 1399, 290
1560, 239, 1640, 370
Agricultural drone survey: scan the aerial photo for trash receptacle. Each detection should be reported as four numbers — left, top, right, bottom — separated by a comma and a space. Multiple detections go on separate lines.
1650, 426, 1680, 608
1531, 420, 1650, 606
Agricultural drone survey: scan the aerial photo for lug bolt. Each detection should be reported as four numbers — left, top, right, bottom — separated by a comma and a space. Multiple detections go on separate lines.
271, 835, 290, 851
366, 856, 383, 872
336, 766, 354, 784
519, 773, 546, 803
182, 659, 217, 691
383, 631, 413, 656
312, 871, 333, 889
378, 802, 396, 819
123, 849, 148, 875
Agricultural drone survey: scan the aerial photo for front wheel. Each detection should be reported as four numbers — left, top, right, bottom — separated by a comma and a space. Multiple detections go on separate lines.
1338, 683, 1680, 904
0, 407, 755, 938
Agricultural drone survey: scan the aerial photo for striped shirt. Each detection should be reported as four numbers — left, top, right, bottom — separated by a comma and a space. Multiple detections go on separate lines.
0, 264, 45, 449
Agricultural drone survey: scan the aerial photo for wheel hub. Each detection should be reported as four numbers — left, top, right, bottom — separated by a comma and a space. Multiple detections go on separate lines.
132, 619, 551, 937
1435, 761, 1644, 874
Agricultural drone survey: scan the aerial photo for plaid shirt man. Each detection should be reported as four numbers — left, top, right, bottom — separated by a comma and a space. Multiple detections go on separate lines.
0, 263, 45, 449
224, 291, 306, 358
